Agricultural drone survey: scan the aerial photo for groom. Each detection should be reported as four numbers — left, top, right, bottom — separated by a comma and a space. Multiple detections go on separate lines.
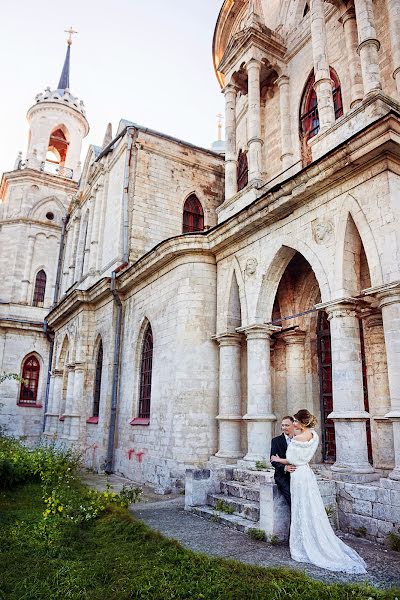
270, 416, 296, 506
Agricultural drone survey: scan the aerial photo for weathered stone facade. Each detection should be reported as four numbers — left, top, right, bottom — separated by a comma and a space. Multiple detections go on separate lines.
1, 0, 400, 543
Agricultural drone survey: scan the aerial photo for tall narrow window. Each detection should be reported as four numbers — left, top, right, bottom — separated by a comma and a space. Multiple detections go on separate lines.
300, 69, 343, 143
237, 150, 248, 191
93, 341, 103, 418
138, 325, 153, 419
19, 355, 40, 405
183, 195, 204, 233
33, 270, 46, 307
300, 69, 343, 165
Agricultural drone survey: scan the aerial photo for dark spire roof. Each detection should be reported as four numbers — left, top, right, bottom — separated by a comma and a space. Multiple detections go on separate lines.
57, 44, 71, 90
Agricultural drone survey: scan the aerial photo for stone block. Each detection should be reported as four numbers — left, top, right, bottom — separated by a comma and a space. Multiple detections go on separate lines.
380, 478, 400, 490
185, 468, 212, 508
377, 519, 395, 536
338, 498, 353, 514
259, 482, 290, 541
343, 483, 378, 502
390, 490, 400, 507
353, 499, 373, 517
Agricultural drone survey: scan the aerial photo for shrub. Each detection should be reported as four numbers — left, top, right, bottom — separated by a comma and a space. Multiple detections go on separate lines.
248, 528, 266, 541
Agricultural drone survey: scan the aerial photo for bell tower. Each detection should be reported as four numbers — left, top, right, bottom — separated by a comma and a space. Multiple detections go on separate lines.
0, 31, 89, 442
25, 29, 89, 181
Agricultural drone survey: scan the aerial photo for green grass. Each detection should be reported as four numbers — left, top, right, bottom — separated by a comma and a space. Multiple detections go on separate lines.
1, 483, 399, 600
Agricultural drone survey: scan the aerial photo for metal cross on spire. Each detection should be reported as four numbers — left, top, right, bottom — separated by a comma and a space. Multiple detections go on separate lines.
64, 26, 78, 46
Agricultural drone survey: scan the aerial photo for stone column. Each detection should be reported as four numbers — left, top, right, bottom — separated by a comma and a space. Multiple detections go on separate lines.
224, 83, 238, 199
20, 235, 36, 303
82, 199, 94, 277
62, 365, 75, 438
68, 217, 80, 288
240, 324, 280, 463
277, 75, 293, 171
282, 329, 307, 415
387, 0, 400, 97
325, 301, 375, 477
44, 370, 63, 434
354, 0, 382, 95
310, 0, 335, 131
362, 311, 393, 470
88, 186, 103, 274
378, 287, 400, 480
246, 58, 263, 183
340, 9, 364, 108
69, 364, 85, 441
213, 333, 243, 460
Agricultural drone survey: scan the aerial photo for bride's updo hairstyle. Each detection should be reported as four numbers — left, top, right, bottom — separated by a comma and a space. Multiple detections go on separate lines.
294, 409, 317, 429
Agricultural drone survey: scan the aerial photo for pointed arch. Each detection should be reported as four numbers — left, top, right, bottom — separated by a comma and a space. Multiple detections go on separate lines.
19, 353, 41, 405
334, 196, 383, 296
32, 269, 47, 307
221, 257, 248, 331
183, 194, 204, 233
256, 237, 330, 321
138, 322, 153, 419
92, 338, 103, 418
47, 125, 70, 165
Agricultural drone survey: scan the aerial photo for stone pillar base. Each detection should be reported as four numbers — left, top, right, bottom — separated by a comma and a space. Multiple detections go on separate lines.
259, 482, 290, 541
330, 470, 379, 483
209, 454, 241, 465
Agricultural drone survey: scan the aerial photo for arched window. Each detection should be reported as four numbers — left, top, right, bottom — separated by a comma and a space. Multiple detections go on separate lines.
33, 270, 47, 307
183, 195, 204, 233
300, 69, 343, 144
46, 128, 68, 164
92, 341, 103, 418
19, 355, 40, 405
237, 150, 248, 191
138, 325, 153, 419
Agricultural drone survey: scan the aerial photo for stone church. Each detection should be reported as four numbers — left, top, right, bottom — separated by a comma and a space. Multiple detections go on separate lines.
1, 0, 400, 542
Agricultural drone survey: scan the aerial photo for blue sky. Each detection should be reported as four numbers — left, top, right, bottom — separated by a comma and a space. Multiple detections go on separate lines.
0, 1, 224, 175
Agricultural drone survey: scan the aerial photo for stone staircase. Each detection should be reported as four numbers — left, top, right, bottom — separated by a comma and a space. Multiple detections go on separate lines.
186, 465, 338, 538
188, 468, 270, 533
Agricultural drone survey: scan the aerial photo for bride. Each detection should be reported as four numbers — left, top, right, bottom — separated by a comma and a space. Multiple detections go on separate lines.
271, 409, 367, 574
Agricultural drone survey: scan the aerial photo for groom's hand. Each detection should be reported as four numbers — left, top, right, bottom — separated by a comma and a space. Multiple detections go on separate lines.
284, 464, 296, 473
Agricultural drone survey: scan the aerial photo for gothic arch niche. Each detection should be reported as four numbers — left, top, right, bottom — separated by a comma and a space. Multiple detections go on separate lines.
227, 272, 242, 332
46, 125, 69, 165
32, 269, 47, 307
57, 335, 70, 422
337, 213, 375, 463
92, 337, 103, 419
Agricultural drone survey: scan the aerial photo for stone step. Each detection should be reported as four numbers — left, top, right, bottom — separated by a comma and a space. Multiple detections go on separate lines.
232, 468, 274, 485
207, 493, 260, 521
220, 480, 260, 502
189, 505, 259, 533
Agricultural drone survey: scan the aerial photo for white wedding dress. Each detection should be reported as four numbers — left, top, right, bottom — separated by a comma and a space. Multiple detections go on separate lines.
286, 430, 367, 574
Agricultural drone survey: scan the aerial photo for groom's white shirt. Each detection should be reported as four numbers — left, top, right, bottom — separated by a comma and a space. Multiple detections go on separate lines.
284, 433, 292, 445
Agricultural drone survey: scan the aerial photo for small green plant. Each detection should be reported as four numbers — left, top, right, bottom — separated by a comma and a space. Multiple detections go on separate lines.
387, 531, 400, 551
248, 528, 266, 541
214, 498, 235, 514
325, 505, 335, 518
353, 526, 367, 538
255, 460, 267, 471
269, 534, 279, 545
211, 511, 220, 522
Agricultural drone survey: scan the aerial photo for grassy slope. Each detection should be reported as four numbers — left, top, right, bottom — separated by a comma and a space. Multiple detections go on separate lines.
0, 483, 398, 600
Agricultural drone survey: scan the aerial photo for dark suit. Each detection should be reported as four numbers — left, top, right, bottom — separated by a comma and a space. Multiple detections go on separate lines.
270, 433, 291, 506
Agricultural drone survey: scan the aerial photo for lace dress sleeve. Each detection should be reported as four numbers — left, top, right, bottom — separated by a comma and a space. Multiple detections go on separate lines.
286, 432, 319, 466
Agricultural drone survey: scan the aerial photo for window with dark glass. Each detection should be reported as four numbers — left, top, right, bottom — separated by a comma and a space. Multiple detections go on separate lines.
33, 270, 46, 307
93, 341, 103, 418
19, 355, 40, 405
138, 325, 153, 419
183, 195, 204, 233
300, 69, 343, 143
237, 149, 248, 191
